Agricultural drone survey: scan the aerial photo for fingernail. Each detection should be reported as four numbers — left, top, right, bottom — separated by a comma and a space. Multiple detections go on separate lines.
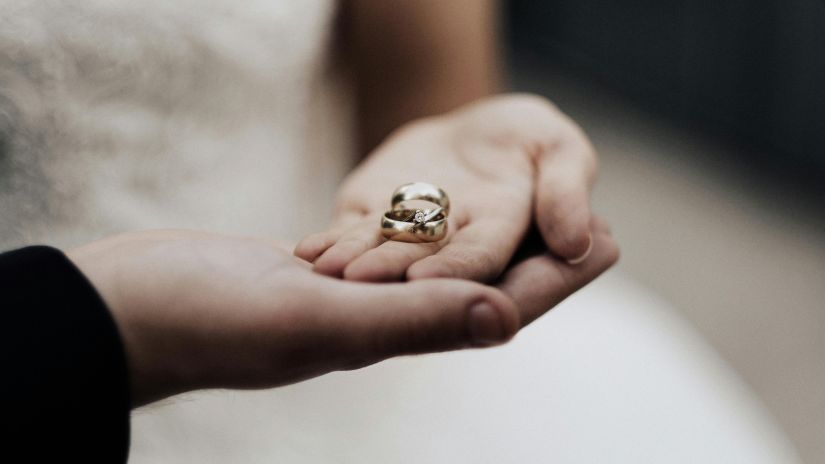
468, 302, 506, 347
566, 232, 593, 265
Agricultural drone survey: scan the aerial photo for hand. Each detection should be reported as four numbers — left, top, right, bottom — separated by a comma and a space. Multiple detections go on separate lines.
295, 94, 603, 283
67, 227, 616, 406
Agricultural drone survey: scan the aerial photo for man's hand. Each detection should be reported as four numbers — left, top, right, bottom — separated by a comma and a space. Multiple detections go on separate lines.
295, 94, 603, 283
68, 227, 616, 407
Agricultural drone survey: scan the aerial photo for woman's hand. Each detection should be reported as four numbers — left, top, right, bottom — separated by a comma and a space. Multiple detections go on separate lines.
67, 227, 616, 407
295, 94, 603, 283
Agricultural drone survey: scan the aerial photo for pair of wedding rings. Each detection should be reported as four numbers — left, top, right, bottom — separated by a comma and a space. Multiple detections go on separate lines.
381, 182, 450, 243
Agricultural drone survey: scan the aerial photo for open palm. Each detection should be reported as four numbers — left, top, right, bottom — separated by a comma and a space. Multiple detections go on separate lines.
70, 226, 616, 405
296, 95, 604, 283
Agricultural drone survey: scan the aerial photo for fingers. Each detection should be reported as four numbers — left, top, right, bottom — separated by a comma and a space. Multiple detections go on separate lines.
406, 216, 527, 282
307, 220, 385, 278
293, 231, 341, 263
294, 213, 365, 263
324, 277, 521, 362
343, 240, 445, 282
497, 215, 619, 326
306, 203, 530, 284
534, 124, 599, 262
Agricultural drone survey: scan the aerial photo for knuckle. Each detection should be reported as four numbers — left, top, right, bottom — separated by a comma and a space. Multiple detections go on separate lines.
395, 244, 430, 262
382, 249, 413, 267
432, 255, 465, 276
374, 311, 453, 357
454, 245, 502, 280
396, 318, 444, 354
339, 231, 373, 248
545, 189, 583, 221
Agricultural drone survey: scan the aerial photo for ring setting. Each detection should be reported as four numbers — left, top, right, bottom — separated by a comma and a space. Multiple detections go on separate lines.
381, 182, 450, 243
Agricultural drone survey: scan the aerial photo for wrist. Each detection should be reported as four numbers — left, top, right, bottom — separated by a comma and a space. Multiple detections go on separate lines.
65, 244, 188, 406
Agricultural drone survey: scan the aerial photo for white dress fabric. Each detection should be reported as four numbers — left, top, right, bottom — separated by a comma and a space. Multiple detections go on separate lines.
0, 0, 352, 248
0, 1, 800, 462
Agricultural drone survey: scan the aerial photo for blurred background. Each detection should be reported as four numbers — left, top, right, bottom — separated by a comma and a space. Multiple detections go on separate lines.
505, 0, 824, 461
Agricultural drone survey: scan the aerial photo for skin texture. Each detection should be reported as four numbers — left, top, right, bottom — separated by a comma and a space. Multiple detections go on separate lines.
295, 95, 600, 283
67, 226, 617, 407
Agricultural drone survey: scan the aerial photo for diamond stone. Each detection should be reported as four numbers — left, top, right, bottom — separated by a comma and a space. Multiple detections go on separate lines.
414, 210, 426, 224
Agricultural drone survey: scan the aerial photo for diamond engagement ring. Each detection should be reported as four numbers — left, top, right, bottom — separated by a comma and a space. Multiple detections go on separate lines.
381, 182, 450, 243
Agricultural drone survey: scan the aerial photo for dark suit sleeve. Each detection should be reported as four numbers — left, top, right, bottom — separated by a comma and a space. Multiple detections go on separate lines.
1, 246, 131, 463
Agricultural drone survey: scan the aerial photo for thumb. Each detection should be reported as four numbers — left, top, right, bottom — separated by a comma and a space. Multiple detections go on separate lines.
327, 278, 520, 361
533, 124, 598, 263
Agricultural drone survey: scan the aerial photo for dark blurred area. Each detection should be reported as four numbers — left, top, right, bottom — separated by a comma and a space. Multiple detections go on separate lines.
507, 0, 825, 195
505, 1, 825, 462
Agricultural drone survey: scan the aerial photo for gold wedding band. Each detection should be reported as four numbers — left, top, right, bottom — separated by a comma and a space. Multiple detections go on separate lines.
391, 182, 450, 216
381, 182, 450, 243
382, 208, 448, 242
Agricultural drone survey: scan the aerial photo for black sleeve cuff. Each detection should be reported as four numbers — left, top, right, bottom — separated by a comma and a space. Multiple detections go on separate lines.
1, 246, 131, 463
